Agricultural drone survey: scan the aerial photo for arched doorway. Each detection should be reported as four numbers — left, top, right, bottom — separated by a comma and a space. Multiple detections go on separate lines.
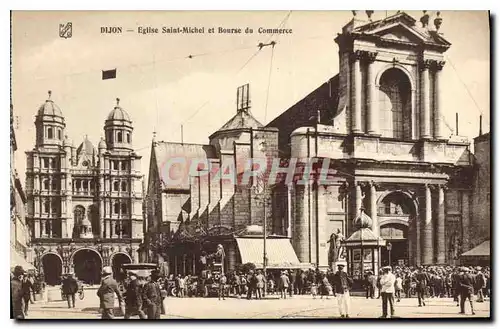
377, 191, 416, 267
111, 252, 132, 282
41, 253, 63, 286
72, 249, 102, 285
378, 68, 412, 139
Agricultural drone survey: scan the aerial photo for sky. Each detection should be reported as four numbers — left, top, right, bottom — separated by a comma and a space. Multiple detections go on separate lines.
11, 10, 490, 184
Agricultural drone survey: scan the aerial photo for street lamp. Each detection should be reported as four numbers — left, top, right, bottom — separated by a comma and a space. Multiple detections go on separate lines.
253, 141, 268, 296
387, 242, 392, 267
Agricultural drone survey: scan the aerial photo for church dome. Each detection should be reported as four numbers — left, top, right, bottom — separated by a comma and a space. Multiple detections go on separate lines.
106, 99, 131, 122
353, 208, 373, 228
37, 91, 63, 117
98, 137, 107, 149
76, 136, 96, 155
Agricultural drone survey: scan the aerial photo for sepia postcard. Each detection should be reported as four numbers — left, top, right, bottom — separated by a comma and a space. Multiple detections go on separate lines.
10, 10, 490, 320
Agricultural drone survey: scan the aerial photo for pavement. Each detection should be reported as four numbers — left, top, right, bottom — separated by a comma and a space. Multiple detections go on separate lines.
24, 291, 491, 319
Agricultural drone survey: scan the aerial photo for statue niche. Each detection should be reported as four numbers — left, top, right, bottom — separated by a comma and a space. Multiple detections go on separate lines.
73, 205, 93, 239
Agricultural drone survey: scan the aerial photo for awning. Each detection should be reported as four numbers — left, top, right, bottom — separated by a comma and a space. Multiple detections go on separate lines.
235, 237, 305, 269
10, 249, 35, 271
460, 240, 490, 258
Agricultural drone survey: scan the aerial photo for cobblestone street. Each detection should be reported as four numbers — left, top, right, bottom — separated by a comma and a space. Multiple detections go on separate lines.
25, 292, 490, 319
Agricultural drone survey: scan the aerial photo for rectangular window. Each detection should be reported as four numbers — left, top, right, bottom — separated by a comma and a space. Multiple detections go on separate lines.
43, 158, 49, 168
121, 161, 127, 171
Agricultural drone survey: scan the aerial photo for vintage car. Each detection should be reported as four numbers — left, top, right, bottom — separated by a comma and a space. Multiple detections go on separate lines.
119, 263, 159, 293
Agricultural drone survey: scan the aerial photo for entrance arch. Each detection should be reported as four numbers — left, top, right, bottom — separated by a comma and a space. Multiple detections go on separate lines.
72, 248, 102, 284
41, 253, 63, 286
111, 252, 132, 281
377, 191, 416, 267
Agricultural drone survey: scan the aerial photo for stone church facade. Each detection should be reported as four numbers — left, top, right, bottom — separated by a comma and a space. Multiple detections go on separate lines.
268, 12, 475, 270
25, 95, 143, 285
147, 11, 485, 276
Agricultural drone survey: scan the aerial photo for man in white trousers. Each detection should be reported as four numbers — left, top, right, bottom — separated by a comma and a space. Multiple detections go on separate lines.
333, 264, 353, 318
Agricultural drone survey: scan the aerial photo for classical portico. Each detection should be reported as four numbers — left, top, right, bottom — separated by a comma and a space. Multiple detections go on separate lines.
283, 11, 473, 269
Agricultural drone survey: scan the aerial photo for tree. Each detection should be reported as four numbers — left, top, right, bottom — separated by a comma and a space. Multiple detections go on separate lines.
241, 262, 256, 274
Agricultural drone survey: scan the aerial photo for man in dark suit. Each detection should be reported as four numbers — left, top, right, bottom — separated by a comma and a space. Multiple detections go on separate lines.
11, 266, 26, 319
413, 267, 429, 307
62, 272, 79, 308
142, 270, 162, 319
458, 267, 476, 315
97, 266, 124, 319
124, 271, 146, 319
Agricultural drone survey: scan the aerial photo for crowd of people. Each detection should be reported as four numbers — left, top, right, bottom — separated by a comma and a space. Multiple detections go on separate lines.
11, 262, 490, 319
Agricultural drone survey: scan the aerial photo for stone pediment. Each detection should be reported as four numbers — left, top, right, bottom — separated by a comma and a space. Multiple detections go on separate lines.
350, 12, 451, 50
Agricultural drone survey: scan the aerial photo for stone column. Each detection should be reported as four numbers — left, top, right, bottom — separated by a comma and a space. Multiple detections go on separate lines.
351, 51, 362, 133
433, 61, 445, 139
227, 243, 237, 272
366, 52, 379, 135
370, 181, 379, 236
355, 182, 362, 217
100, 200, 105, 238
461, 190, 470, 251
41, 220, 47, 238
436, 185, 446, 263
287, 183, 293, 238
293, 185, 309, 262
34, 219, 40, 238
422, 184, 434, 264
420, 60, 432, 139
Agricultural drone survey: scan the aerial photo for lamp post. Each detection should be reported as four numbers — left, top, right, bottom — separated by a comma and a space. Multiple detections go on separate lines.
253, 141, 268, 296
387, 242, 392, 267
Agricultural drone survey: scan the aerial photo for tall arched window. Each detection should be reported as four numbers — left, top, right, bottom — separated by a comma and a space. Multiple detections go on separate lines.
47, 127, 53, 139
121, 181, 127, 191
44, 179, 49, 190
44, 200, 50, 213
57, 129, 62, 140
117, 131, 123, 143
378, 68, 412, 139
113, 181, 119, 191
74, 205, 85, 223
126, 133, 131, 143
114, 202, 120, 214
51, 180, 57, 190
121, 203, 128, 215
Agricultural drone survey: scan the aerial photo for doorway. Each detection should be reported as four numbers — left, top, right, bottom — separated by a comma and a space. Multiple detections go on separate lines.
111, 252, 132, 281
41, 253, 62, 286
73, 249, 102, 284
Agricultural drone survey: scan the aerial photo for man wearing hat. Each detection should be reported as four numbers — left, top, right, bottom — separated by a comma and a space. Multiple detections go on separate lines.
97, 266, 124, 319
379, 266, 396, 318
332, 264, 353, 318
458, 267, 475, 315
413, 266, 429, 307
62, 272, 79, 309
279, 270, 290, 299
475, 267, 486, 303
124, 271, 146, 319
11, 266, 26, 319
142, 270, 162, 319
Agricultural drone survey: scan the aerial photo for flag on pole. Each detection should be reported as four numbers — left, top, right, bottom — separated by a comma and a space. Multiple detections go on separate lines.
102, 69, 117, 80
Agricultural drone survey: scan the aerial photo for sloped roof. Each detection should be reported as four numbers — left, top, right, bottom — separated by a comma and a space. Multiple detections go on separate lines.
217, 110, 263, 132
76, 136, 96, 156
152, 141, 216, 190
235, 237, 302, 269
461, 240, 490, 258
344, 228, 386, 247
